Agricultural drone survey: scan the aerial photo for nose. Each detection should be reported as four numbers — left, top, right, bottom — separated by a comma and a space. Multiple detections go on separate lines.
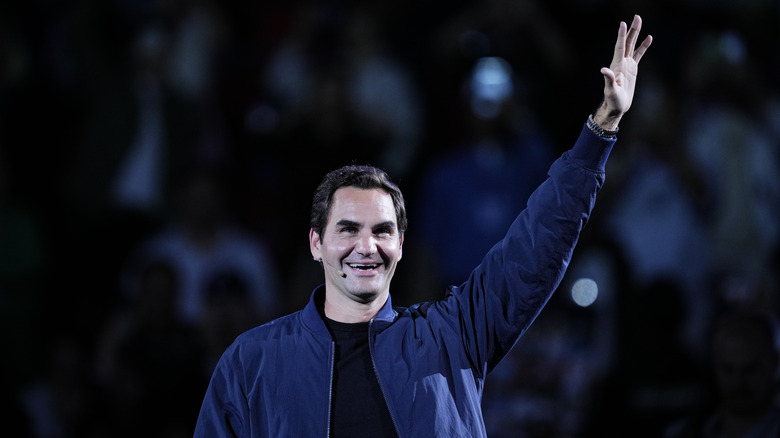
355, 233, 377, 256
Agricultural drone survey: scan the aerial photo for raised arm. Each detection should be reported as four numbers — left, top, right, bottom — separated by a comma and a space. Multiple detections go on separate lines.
593, 14, 653, 131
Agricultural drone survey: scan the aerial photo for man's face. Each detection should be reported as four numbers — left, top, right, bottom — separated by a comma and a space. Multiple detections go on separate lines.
310, 187, 403, 307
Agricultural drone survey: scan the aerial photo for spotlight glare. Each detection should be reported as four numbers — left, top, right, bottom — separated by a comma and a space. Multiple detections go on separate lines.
571, 278, 598, 307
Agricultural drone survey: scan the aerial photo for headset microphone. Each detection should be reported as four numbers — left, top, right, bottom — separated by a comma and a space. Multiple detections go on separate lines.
316, 258, 347, 278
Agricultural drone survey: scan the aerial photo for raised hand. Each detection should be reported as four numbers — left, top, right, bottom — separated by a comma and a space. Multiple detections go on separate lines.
594, 15, 653, 130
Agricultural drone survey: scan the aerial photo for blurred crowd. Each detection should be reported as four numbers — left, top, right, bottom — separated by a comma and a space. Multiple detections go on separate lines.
1, 0, 779, 437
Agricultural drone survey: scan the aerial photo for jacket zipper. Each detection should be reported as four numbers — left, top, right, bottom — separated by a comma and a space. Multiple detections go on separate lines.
368, 319, 402, 437
327, 340, 335, 438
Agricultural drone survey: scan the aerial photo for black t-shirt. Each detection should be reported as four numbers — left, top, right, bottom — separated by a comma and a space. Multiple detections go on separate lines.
326, 318, 398, 437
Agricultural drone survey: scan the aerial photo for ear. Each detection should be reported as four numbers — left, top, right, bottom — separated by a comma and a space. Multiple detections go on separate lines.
398, 233, 404, 261
310, 228, 322, 260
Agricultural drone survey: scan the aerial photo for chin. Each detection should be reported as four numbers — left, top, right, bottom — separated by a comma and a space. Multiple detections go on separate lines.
352, 291, 380, 303
346, 282, 385, 302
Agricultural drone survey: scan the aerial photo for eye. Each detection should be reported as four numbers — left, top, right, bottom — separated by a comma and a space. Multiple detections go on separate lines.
374, 227, 392, 237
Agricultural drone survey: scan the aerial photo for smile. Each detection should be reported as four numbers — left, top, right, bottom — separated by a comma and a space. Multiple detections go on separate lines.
347, 263, 381, 271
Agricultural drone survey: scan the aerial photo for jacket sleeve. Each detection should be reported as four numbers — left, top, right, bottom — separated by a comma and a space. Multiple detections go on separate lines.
446, 124, 615, 376
194, 347, 248, 438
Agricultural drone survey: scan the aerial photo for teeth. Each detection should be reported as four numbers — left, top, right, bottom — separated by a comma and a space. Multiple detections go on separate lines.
348, 263, 379, 270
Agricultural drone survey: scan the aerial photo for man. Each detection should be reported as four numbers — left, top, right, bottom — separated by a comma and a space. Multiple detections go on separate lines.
194, 15, 652, 437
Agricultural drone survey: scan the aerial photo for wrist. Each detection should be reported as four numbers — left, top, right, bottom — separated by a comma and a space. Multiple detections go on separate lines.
587, 114, 619, 139
592, 104, 623, 132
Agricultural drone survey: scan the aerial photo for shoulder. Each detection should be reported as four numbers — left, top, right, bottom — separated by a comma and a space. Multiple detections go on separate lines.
232, 311, 305, 347
209, 312, 306, 376
388, 293, 462, 329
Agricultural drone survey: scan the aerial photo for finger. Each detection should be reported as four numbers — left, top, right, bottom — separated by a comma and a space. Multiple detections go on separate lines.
601, 67, 616, 87
625, 15, 642, 58
612, 21, 628, 64
633, 34, 653, 63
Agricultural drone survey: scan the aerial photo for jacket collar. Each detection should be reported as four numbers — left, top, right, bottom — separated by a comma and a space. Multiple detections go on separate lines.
301, 285, 398, 337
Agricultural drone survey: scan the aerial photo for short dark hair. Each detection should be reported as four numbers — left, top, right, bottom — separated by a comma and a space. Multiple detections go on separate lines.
310, 165, 407, 238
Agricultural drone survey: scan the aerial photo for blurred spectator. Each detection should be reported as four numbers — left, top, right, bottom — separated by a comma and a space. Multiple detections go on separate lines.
664, 312, 780, 438
587, 279, 708, 437
164, 0, 229, 104
122, 169, 281, 326
259, 3, 425, 181
20, 335, 100, 438
94, 258, 206, 437
483, 288, 614, 437
681, 30, 780, 300
424, 0, 577, 154
57, 23, 208, 334
413, 56, 554, 288
199, 269, 262, 373
68, 23, 204, 222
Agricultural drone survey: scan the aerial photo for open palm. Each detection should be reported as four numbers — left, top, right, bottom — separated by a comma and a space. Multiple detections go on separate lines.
601, 15, 653, 118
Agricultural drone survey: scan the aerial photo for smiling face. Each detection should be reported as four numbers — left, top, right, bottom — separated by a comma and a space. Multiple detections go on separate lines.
310, 186, 403, 322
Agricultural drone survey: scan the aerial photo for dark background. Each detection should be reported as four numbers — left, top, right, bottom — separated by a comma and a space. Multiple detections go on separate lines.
1, 0, 779, 436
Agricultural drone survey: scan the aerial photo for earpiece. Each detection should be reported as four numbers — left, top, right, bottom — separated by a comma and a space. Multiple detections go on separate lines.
314, 257, 347, 278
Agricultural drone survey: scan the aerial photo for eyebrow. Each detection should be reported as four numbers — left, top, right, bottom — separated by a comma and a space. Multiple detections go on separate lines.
335, 219, 360, 228
335, 219, 397, 230
372, 221, 397, 231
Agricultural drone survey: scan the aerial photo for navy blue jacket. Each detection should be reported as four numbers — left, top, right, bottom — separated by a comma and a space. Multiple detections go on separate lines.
194, 125, 615, 437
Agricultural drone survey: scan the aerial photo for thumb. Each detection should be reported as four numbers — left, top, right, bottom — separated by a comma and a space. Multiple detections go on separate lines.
601, 67, 615, 88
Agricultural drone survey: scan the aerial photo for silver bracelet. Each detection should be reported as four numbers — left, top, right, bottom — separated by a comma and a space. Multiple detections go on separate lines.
587, 114, 619, 139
